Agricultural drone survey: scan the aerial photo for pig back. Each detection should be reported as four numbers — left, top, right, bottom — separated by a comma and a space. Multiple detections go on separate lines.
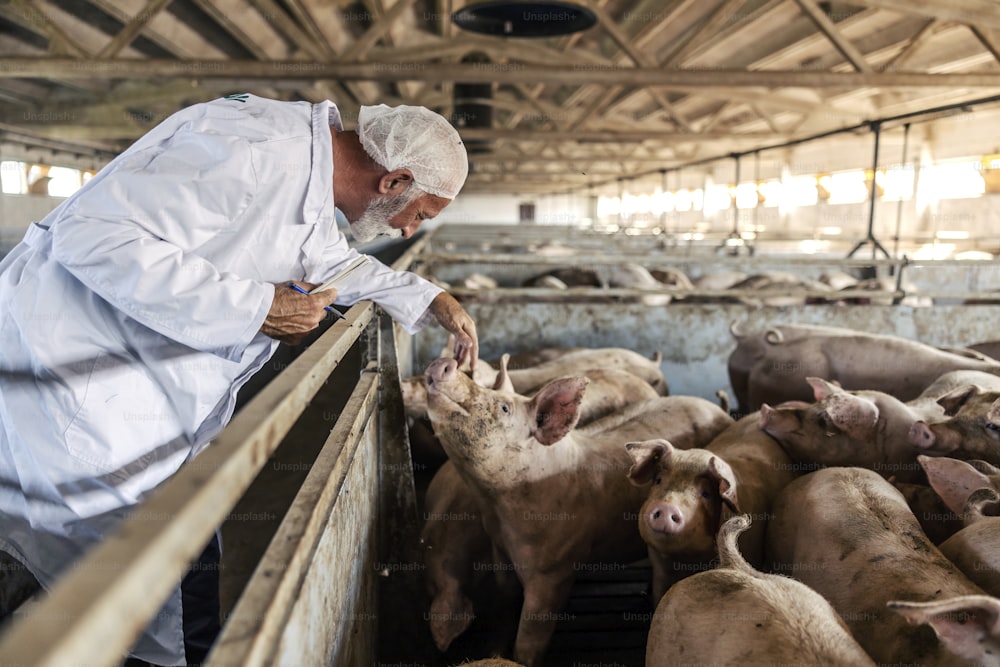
767, 467, 984, 666
579, 396, 732, 449
939, 519, 1000, 597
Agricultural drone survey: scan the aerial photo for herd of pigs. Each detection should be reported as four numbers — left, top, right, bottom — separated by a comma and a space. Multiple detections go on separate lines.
439, 264, 952, 307
401, 323, 1000, 666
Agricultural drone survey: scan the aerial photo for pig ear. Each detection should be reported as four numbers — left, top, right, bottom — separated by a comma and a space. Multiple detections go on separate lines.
824, 392, 879, 441
806, 377, 841, 401
529, 377, 588, 446
919, 455, 994, 516
708, 456, 740, 514
491, 354, 515, 393
624, 439, 673, 486
964, 488, 1000, 523
936, 385, 981, 417
758, 404, 801, 437
888, 596, 1000, 660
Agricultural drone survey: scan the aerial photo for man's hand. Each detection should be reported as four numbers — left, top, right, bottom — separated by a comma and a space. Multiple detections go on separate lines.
428, 292, 479, 371
261, 282, 339, 345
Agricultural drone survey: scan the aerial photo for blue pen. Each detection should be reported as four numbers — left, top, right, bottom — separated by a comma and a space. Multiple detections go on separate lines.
287, 283, 342, 318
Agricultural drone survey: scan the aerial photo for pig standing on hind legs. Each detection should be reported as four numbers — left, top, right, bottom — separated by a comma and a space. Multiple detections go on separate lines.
423, 357, 730, 666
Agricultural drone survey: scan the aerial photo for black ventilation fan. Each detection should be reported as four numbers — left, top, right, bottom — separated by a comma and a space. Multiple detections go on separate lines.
452, 1, 597, 38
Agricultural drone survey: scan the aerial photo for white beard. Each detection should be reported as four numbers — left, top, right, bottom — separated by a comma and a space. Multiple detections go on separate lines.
346, 189, 421, 242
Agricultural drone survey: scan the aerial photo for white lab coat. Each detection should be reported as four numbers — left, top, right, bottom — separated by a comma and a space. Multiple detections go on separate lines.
0, 94, 442, 664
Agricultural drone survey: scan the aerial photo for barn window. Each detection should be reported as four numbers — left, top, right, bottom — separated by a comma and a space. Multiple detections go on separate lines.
1, 161, 26, 194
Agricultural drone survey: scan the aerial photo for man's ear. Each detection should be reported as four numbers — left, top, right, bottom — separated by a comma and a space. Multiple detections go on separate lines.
378, 169, 415, 195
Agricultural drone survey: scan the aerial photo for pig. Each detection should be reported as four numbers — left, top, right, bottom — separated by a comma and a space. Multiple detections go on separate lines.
970, 340, 1000, 361
421, 461, 495, 652
758, 376, 938, 483
522, 267, 601, 288
921, 455, 1000, 514
594, 263, 672, 305
404, 347, 668, 420
819, 270, 859, 291
692, 270, 747, 291
501, 348, 668, 396
648, 267, 693, 290
625, 414, 798, 601
424, 357, 731, 666
767, 466, 988, 666
920, 455, 1000, 597
910, 387, 1000, 465
835, 276, 932, 307
727, 323, 1000, 412
404, 355, 659, 470
646, 514, 876, 667
892, 480, 966, 545
463, 273, 499, 290
888, 595, 1000, 666
726, 272, 833, 306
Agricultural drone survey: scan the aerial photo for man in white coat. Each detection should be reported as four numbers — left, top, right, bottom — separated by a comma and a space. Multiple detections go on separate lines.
0, 93, 478, 665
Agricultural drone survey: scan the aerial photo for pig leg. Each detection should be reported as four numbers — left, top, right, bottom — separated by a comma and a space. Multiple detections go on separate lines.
514, 570, 575, 667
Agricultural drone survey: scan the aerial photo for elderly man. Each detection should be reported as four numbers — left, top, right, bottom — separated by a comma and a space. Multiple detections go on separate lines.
0, 94, 477, 665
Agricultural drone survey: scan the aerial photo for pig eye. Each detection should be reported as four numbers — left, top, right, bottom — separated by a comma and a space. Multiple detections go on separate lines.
653, 477, 662, 485
986, 422, 1000, 434
500, 403, 510, 414
700, 489, 712, 498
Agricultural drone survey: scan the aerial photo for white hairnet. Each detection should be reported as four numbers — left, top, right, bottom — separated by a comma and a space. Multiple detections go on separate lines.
357, 104, 469, 199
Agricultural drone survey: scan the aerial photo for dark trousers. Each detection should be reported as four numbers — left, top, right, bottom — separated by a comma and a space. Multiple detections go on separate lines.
1, 534, 221, 667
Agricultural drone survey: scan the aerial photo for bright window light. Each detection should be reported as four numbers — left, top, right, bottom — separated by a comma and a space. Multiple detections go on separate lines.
46, 166, 82, 197
675, 189, 694, 212
758, 179, 782, 207
881, 165, 914, 201
922, 161, 985, 200
1, 161, 26, 194
827, 170, 869, 204
735, 182, 759, 209
783, 175, 818, 207
704, 184, 732, 215
633, 193, 652, 215
691, 188, 704, 211
597, 196, 621, 218
653, 189, 675, 214
913, 243, 956, 260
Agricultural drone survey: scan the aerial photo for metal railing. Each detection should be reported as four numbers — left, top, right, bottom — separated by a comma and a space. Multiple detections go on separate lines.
0, 237, 431, 666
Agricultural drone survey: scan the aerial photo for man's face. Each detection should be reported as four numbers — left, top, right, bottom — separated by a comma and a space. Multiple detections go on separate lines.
347, 188, 451, 242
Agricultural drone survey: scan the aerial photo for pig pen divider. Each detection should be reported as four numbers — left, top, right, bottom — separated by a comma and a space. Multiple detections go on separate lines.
407, 224, 1000, 407
0, 247, 429, 666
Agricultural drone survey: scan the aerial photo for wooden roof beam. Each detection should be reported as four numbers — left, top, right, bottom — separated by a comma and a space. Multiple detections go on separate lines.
7, 59, 1000, 88
792, 0, 874, 73
96, 0, 174, 58
848, 0, 1000, 31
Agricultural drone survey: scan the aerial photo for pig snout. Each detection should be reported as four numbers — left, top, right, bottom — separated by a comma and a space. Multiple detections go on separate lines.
909, 421, 936, 449
646, 502, 686, 534
426, 358, 459, 388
